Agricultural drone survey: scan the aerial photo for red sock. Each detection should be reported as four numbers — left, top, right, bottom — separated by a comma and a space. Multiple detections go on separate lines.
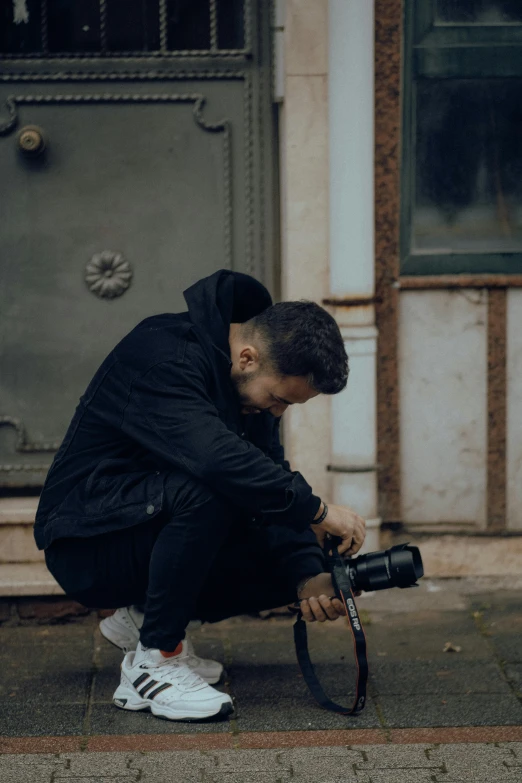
160, 641, 183, 658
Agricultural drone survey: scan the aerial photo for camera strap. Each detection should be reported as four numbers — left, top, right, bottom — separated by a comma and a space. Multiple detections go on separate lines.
293, 536, 368, 715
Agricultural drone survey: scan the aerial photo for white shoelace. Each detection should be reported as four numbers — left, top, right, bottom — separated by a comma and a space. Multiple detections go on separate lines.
143, 655, 207, 691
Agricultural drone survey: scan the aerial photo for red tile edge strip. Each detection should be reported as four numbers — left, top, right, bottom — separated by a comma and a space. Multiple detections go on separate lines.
2, 726, 522, 754
236, 730, 387, 748
389, 726, 522, 744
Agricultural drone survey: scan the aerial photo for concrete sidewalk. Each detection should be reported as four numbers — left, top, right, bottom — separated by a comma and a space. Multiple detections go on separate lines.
0, 578, 521, 780
1, 743, 522, 782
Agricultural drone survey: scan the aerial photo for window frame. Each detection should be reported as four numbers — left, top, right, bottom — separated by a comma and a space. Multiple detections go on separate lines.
401, 0, 522, 276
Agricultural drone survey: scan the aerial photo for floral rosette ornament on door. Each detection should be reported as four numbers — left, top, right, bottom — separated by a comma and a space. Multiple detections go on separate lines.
85, 251, 133, 300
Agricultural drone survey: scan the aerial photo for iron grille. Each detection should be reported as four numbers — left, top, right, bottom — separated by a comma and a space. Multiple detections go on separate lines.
0, 0, 250, 57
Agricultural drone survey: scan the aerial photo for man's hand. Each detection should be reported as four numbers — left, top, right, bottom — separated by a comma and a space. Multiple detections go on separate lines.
312, 503, 366, 556
297, 572, 346, 622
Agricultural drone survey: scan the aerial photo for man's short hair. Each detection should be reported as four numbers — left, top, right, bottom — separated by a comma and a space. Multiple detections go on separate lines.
243, 301, 349, 394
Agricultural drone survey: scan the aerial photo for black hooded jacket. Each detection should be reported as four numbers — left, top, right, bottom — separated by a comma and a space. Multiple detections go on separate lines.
34, 270, 322, 551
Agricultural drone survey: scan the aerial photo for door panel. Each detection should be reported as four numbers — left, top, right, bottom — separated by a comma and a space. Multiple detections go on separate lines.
0, 0, 275, 486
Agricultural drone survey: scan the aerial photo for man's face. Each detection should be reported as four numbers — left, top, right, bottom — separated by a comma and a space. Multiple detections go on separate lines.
230, 348, 319, 417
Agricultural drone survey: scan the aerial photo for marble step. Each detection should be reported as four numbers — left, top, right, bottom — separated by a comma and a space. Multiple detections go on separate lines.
0, 498, 43, 563
0, 562, 63, 596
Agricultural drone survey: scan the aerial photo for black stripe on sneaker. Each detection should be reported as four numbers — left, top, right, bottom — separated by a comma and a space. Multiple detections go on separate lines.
133, 673, 149, 688
138, 679, 158, 697
148, 683, 173, 700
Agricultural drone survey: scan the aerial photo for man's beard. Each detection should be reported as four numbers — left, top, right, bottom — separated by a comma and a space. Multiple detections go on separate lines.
233, 370, 263, 413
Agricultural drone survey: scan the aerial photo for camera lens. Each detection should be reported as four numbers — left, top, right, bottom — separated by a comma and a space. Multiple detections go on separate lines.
346, 544, 424, 593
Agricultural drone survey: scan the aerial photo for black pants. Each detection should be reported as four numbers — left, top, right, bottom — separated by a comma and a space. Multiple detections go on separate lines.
45, 471, 324, 649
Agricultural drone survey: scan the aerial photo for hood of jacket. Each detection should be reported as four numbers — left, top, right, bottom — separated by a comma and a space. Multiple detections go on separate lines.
183, 269, 273, 361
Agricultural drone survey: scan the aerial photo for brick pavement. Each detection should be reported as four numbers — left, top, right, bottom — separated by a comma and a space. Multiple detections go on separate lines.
0, 579, 521, 781
0, 744, 521, 782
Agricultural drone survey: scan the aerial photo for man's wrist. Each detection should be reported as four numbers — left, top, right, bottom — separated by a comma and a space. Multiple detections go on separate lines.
312, 501, 328, 525
296, 574, 317, 598
313, 501, 324, 521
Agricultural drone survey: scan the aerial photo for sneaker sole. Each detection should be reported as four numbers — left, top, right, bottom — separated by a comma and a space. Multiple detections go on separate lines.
113, 686, 233, 721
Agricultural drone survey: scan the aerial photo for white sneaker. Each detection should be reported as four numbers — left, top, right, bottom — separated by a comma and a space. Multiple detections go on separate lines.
100, 606, 143, 653
113, 642, 233, 721
99, 606, 224, 684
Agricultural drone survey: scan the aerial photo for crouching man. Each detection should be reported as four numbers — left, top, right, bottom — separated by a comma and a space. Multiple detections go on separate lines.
35, 269, 366, 722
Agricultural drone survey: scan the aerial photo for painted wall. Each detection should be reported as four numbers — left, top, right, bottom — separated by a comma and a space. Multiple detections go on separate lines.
399, 290, 488, 527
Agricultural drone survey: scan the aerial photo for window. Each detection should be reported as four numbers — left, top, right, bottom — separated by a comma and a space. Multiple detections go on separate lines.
402, 0, 522, 274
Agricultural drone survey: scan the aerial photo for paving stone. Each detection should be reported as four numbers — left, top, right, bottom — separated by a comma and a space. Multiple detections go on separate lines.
55, 778, 137, 783
56, 752, 137, 777
268, 750, 373, 783
378, 692, 522, 728
129, 750, 216, 771
88, 704, 232, 735
490, 636, 522, 665
92, 650, 126, 703
0, 626, 92, 703
355, 744, 438, 769
499, 741, 522, 759
230, 663, 381, 731
213, 748, 290, 772
471, 595, 522, 664
280, 747, 365, 765
505, 663, 522, 689
285, 753, 368, 781
368, 659, 511, 696
363, 611, 491, 661
289, 774, 367, 783
187, 633, 226, 666
128, 750, 215, 782
0, 623, 95, 647
0, 703, 86, 736
0, 770, 55, 783
226, 640, 300, 667
427, 742, 516, 770
471, 592, 522, 615
0, 754, 67, 781
367, 773, 437, 783
433, 773, 522, 783
0, 646, 91, 703
137, 772, 203, 783
226, 617, 350, 667
203, 773, 290, 783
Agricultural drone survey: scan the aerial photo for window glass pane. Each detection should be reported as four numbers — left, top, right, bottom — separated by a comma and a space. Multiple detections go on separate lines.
437, 0, 522, 25
47, 0, 101, 52
167, 0, 210, 50
0, 0, 41, 53
106, 0, 160, 51
413, 80, 522, 253
217, 0, 244, 49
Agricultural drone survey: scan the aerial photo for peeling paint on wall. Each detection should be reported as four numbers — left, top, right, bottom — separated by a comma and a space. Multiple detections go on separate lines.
13, 0, 29, 25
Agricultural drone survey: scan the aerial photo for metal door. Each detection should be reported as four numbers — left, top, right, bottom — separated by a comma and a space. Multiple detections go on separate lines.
0, 0, 276, 487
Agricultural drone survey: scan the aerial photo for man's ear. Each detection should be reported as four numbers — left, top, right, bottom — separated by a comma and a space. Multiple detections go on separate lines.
239, 344, 260, 369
